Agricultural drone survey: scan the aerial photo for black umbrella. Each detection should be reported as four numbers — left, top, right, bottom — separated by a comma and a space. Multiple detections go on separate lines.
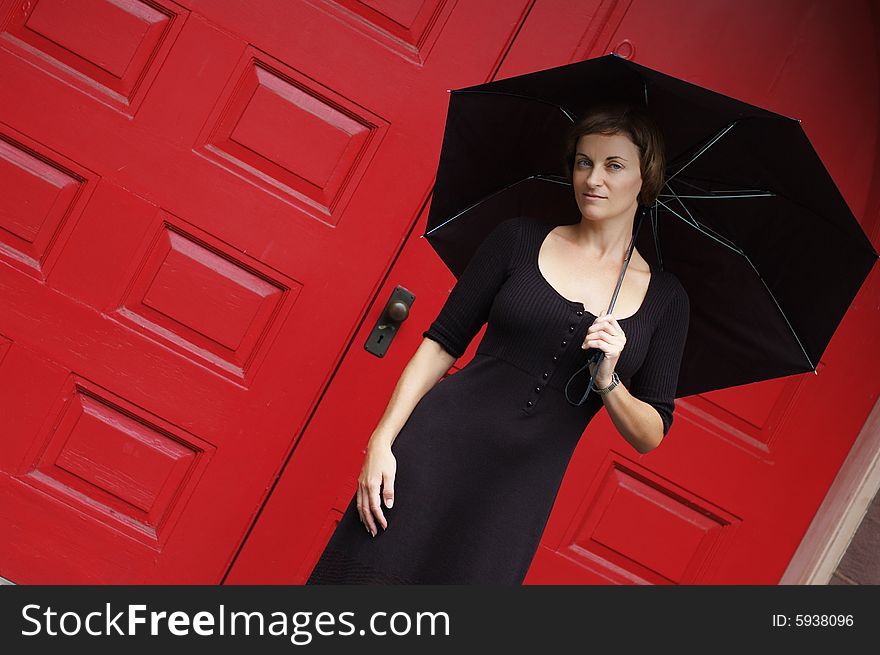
422, 52, 878, 403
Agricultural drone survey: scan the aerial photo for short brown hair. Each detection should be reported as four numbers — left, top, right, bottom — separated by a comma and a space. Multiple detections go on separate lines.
562, 102, 666, 207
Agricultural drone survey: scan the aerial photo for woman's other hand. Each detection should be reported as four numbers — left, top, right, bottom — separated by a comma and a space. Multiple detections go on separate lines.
582, 313, 626, 385
357, 442, 396, 537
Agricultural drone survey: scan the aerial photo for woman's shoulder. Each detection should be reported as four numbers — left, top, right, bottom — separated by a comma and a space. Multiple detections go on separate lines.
657, 269, 688, 301
494, 215, 542, 234
652, 268, 690, 322
481, 215, 542, 254
479, 215, 531, 241
509, 215, 560, 244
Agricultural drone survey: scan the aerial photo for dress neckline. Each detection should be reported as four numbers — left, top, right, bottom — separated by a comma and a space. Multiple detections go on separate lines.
534, 220, 655, 321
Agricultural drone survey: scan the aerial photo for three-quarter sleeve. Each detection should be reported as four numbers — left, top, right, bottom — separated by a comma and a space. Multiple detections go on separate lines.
422, 217, 520, 358
627, 278, 690, 438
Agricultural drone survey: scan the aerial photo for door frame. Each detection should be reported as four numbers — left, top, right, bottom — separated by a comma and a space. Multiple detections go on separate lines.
782, 395, 880, 584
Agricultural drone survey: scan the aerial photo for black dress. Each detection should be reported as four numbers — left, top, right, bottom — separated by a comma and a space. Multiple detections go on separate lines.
306, 215, 690, 585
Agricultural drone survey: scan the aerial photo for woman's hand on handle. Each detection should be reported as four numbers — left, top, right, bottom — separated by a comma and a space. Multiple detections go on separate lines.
583, 313, 626, 386
357, 441, 396, 537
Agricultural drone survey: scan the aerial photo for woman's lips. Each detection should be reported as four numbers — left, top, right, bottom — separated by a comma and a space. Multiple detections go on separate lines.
584, 193, 605, 199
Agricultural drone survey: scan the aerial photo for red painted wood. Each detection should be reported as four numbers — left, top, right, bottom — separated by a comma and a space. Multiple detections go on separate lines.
0, 0, 532, 582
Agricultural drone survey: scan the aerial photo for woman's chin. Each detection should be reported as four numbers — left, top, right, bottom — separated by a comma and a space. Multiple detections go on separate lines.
578, 207, 605, 221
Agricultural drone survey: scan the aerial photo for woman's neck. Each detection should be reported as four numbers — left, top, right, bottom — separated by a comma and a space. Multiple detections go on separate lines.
569, 214, 636, 265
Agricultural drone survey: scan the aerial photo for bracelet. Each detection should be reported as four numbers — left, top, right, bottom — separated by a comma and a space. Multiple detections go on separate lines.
593, 371, 620, 395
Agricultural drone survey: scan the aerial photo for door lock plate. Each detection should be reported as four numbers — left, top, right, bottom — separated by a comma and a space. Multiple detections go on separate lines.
364, 285, 415, 357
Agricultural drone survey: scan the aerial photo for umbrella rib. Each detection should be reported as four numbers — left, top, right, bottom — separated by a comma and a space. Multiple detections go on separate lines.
677, 171, 876, 254
655, 198, 816, 371
658, 192, 775, 199
667, 121, 739, 182
424, 174, 571, 236
657, 198, 745, 256
452, 89, 578, 122
663, 180, 774, 249
741, 252, 817, 370
668, 174, 870, 259
649, 203, 663, 270
657, 190, 743, 255
671, 175, 775, 198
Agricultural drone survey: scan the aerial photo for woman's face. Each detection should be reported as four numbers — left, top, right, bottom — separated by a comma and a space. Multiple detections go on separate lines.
572, 132, 643, 223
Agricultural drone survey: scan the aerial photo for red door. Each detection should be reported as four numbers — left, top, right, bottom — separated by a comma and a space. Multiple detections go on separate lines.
0, 0, 533, 583
1, 0, 877, 586
230, 0, 880, 584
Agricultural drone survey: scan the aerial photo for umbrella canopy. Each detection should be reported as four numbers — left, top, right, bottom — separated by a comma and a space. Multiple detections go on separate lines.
423, 52, 878, 400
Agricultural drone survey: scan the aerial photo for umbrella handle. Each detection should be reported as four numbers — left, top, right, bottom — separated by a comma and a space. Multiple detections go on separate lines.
563, 207, 646, 406
564, 350, 605, 405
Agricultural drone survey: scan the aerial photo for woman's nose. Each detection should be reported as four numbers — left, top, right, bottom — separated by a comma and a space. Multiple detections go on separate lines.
586, 167, 605, 187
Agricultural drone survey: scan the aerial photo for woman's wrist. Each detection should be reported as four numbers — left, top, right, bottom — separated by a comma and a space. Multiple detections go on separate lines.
367, 432, 394, 451
595, 376, 613, 389
593, 371, 619, 393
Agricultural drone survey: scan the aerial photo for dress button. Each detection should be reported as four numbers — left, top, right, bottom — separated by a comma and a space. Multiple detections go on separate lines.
542, 372, 549, 379
568, 325, 575, 332
561, 340, 567, 347
535, 386, 541, 393
576, 310, 583, 316
552, 355, 558, 362
526, 400, 533, 407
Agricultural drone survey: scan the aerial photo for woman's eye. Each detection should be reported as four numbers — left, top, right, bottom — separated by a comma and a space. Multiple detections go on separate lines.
577, 160, 622, 170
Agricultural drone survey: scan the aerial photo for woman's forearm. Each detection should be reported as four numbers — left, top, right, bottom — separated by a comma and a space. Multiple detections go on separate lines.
366, 338, 457, 451
597, 381, 664, 454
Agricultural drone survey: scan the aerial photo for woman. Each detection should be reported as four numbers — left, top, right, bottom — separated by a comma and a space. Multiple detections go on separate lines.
306, 103, 690, 585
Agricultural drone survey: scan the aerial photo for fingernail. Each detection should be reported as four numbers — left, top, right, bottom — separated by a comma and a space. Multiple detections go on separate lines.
387, 499, 393, 508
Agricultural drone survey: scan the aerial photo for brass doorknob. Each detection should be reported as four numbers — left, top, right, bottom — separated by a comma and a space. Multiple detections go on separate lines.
387, 300, 409, 322
365, 286, 416, 358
